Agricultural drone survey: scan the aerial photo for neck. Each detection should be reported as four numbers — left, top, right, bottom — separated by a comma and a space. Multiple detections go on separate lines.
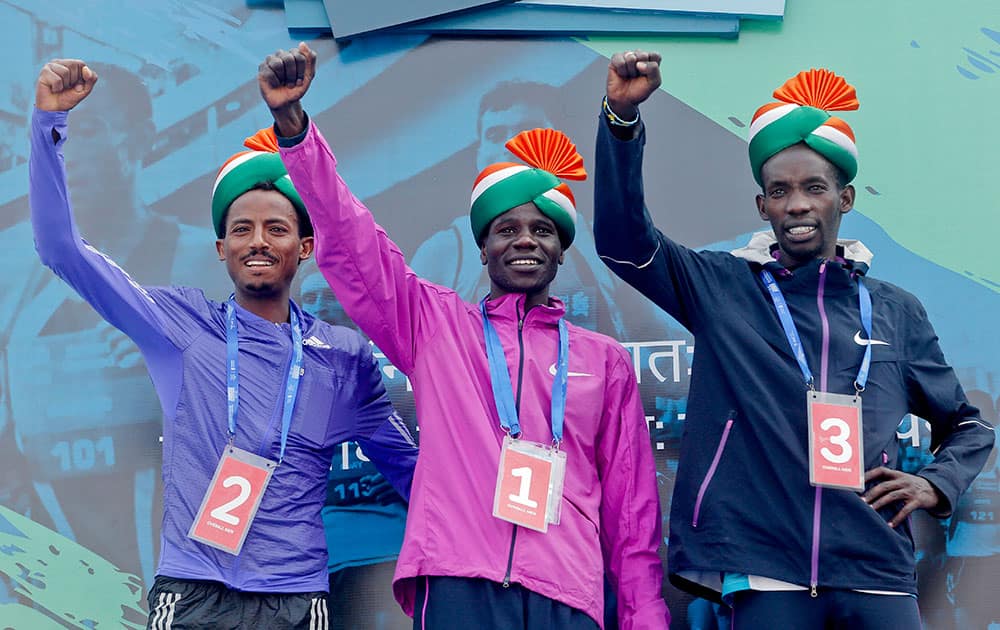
776, 247, 838, 270
523, 288, 550, 311
489, 287, 551, 312
235, 289, 291, 323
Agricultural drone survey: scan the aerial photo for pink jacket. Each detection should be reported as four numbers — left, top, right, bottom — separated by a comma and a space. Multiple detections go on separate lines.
281, 122, 669, 630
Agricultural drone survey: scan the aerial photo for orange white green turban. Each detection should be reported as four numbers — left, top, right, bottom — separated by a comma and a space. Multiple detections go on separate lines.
211, 127, 311, 238
470, 128, 587, 247
748, 69, 859, 188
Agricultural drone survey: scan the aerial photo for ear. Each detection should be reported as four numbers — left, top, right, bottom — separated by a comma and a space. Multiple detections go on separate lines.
839, 184, 855, 215
558, 250, 565, 265
216, 239, 225, 261
480, 244, 488, 266
299, 236, 315, 262
755, 194, 768, 221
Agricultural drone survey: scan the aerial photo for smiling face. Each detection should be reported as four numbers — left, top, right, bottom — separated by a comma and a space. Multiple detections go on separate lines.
480, 202, 564, 309
755, 143, 855, 267
215, 188, 314, 302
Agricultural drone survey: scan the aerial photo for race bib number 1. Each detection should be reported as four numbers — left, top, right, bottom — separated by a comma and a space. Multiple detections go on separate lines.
493, 435, 567, 533
188, 446, 275, 555
807, 391, 864, 491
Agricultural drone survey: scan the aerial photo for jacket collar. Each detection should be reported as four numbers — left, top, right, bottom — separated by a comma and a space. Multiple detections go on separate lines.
481, 292, 566, 327
730, 230, 873, 276
729, 231, 874, 364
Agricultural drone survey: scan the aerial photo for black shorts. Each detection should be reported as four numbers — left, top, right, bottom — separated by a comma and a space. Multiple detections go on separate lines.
413, 575, 599, 630
146, 576, 328, 629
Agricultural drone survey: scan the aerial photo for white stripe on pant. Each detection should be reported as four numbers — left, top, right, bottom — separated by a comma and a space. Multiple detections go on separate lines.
150, 591, 181, 629
310, 596, 328, 630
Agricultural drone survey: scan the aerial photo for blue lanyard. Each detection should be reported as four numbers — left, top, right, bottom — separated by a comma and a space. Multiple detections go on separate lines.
760, 269, 872, 392
479, 298, 569, 444
225, 298, 304, 463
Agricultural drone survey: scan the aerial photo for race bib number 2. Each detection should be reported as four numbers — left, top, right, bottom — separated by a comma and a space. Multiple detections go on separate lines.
807, 391, 864, 491
188, 446, 275, 555
493, 435, 566, 533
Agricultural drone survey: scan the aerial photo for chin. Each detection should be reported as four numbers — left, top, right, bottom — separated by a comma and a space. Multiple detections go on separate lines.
243, 281, 278, 295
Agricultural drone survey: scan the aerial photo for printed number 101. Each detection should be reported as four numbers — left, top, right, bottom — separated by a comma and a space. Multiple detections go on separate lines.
51, 437, 116, 472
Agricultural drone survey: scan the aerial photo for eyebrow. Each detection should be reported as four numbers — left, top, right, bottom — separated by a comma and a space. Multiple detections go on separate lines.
766, 175, 831, 189
230, 217, 294, 226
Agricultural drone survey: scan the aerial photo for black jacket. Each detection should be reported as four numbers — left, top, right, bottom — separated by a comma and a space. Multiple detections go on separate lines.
593, 116, 995, 599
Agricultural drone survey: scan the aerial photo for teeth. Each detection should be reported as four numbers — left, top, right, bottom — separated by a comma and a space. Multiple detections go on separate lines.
787, 226, 815, 235
510, 260, 539, 266
246, 260, 274, 267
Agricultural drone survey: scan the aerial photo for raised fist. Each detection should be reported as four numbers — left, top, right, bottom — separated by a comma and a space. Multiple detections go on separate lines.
606, 50, 662, 120
258, 42, 316, 137
35, 59, 98, 112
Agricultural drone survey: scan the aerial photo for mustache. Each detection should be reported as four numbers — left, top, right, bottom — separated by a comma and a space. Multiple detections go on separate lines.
240, 249, 278, 263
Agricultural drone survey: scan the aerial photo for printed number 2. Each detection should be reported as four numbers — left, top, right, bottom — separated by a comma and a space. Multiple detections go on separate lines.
509, 467, 538, 508
210, 476, 252, 525
820, 418, 853, 464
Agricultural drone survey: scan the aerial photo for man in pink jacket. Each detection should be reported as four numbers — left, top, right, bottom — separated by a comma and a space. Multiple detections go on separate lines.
259, 43, 669, 630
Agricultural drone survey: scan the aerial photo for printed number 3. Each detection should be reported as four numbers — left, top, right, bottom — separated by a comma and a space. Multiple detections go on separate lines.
509, 467, 538, 508
210, 475, 252, 525
820, 418, 853, 464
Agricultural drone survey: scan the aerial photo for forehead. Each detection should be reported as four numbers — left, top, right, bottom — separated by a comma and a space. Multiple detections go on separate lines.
760, 144, 837, 184
492, 202, 552, 225
227, 188, 298, 223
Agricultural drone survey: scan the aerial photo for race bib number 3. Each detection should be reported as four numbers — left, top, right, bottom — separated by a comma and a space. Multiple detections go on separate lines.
807, 391, 864, 491
188, 446, 275, 555
493, 435, 566, 533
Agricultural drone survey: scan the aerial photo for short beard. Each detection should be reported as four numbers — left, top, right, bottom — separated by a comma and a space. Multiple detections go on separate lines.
242, 280, 280, 297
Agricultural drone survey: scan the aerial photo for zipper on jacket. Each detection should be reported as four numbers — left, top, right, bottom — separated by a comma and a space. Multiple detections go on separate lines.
502, 304, 527, 588
502, 526, 518, 588
692, 411, 736, 527
810, 260, 831, 597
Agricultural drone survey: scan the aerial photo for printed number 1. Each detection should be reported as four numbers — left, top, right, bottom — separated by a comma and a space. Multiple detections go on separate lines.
509, 467, 538, 508
210, 475, 252, 525
820, 417, 853, 464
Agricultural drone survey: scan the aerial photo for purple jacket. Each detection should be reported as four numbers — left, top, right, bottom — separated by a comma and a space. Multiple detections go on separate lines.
29, 108, 417, 593
279, 121, 669, 628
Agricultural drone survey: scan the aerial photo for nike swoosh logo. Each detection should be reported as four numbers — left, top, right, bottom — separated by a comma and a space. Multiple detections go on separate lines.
854, 331, 889, 347
549, 363, 593, 377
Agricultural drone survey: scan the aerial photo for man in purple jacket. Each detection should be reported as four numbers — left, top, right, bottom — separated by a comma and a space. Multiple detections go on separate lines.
30, 58, 418, 629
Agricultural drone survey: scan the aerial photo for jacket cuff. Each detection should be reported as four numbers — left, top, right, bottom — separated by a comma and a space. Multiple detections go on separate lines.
916, 471, 957, 518
275, 112, 311, 148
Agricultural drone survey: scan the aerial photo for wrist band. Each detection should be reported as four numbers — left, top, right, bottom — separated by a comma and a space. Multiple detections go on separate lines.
603, 96, 639, 127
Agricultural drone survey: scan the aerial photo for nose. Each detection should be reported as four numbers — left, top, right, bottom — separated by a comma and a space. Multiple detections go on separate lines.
786, 189, 812, 214
512, 229, 538, 249
249, 224, 269, 249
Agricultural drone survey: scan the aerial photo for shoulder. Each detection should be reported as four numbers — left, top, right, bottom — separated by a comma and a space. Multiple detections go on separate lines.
146, 285, 217, 314
865, 275, 927, 320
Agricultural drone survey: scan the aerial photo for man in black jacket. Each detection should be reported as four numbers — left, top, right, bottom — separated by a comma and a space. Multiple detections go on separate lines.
593, 49, 995, 628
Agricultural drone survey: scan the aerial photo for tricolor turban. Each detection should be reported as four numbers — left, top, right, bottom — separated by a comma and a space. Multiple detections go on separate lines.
470, 128, 587, 247
211, 127, 311, 238
748, 69, 860, 188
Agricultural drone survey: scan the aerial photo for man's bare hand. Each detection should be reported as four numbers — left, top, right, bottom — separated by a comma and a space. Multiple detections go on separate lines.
35, 59, 98, 112
863, 466, 943, 528
606, 50, 662, 121
258, 42, 316, 137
